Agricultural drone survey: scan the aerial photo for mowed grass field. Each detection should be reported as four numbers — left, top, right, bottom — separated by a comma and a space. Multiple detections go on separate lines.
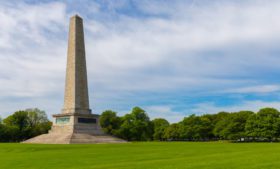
1, 142, 280, 169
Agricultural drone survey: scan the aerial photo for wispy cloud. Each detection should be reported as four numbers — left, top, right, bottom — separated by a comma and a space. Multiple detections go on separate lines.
145, 105, 186, 123
192, 100, 280, 115
1, 0, 280, 122
225, 85, 280, 94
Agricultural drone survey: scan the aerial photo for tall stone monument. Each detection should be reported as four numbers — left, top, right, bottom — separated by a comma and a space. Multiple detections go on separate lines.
23, 15, 125, 144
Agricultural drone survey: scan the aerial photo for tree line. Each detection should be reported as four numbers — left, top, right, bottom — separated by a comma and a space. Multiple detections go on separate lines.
0, 108, 51, 142
100, 107, 280, 142
1, 107, 280, 142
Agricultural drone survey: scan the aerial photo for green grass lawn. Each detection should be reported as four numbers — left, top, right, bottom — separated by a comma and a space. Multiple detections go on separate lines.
1, 142, 280, 169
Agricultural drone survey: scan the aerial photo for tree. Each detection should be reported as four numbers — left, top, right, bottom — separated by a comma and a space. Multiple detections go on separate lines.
180, 114, 213, 140
25, 108, 51, 137
164, 123, 181, 140
25, 108, 48, 127
3, 111, 29, 141
99, 110, 121, 135
152, 118, 169, 140
245, 108, 280, 141
3, 111, 28, 131
214, 111, 253, 140
2, 109, 51, 142
117, 107, 153, 141
0, 125, 18, 142
209, 112, 230, 126
0, 124, 6, 142
258, 108, 280, 117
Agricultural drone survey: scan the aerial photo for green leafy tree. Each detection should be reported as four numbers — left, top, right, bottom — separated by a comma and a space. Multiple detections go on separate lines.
25, 108, 48, 127
164, 123, 181, 140
3, 111, 28, 131
245, 108, 280, 141
0, 125, 19, 142
2, 109, 51, 142
209, 112, 230, 126
117, 107, 153, 141
0, 124, 6, 142
3, 111, 29, 141
116, 114, 133, 140
100, 110, 121, 135
25, 108, 51, 137
180, 114, 213, 140
214, 111, 253, 140
152, 118, 169, 140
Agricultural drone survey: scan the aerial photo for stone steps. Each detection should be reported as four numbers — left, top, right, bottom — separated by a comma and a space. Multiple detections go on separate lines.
70, 133, 126, 144
22, 132, 126, 144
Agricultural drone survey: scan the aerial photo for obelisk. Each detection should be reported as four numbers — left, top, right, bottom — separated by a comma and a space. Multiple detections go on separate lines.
62, 15, 91, 115
51, 15, 100, 135
23, 15, 125, 144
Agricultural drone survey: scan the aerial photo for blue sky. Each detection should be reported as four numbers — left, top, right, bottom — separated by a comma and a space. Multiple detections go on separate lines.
1, 0, 280, 122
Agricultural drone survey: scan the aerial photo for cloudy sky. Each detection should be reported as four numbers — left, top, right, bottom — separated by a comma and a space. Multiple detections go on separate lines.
1, 0, 280, 122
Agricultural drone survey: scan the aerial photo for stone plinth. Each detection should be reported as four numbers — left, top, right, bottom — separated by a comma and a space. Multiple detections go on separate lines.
23, 113, 126, 144
51, 113, 104, 135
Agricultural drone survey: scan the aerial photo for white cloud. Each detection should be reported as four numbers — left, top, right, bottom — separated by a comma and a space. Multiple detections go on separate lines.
145, 105, 186, 123
225, 85, 280, 94
86, 0, 280, 94
0, 2, 66, 48
192, 100, 280, 115
1, 1, 280, 122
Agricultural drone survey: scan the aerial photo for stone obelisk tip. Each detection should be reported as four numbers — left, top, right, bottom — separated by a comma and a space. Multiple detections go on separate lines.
71, 14, 82, 20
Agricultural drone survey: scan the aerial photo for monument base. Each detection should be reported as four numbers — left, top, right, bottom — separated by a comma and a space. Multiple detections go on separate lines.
22, 132, 125, 144
22, 113, 126, 144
